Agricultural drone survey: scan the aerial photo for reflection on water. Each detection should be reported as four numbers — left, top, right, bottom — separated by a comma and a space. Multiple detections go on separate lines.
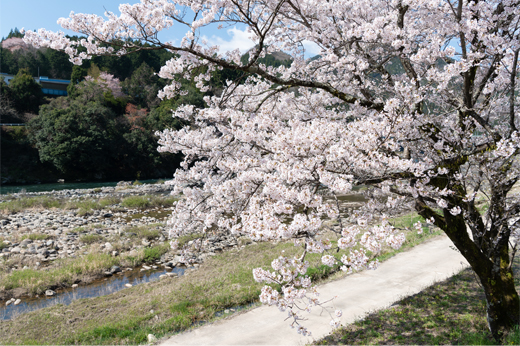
1, 266, 185, 320
0, 179, 168, 195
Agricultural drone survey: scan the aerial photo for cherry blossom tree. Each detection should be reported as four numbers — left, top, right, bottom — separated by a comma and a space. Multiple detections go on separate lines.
84, 71, 125, 99
23, 0, 520, 339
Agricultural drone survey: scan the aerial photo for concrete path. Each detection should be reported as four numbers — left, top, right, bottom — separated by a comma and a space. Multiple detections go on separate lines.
160, 236, 469, 345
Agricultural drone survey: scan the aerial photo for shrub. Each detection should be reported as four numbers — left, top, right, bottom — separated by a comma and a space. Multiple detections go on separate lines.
20, 233, 51, 241
125, 226, 161, 240
143, 245, 169, 263
121, 196, 150, 208
80, 234, 104, 244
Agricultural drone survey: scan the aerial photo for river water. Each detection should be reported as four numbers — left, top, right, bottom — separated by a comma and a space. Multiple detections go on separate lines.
0, 265, 186, 320
0, 179, 169, 195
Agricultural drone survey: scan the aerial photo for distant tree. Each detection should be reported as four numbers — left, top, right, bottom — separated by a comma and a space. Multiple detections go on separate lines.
8, 68, 44, 114
6, 27, 23, 39
91, 54, 133, 80
0, 76, 20, 123
45, 48, 73, 79
67, 64, 88, 95
0, 47, 17, 74
128, 47, 161, 73
122, 62, 164, 109
29, 96, 119, 177
78, 71, 127, 113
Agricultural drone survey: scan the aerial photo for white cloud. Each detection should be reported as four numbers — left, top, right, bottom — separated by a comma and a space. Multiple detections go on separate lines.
302, 40, 321, 57
203, 26, 256, 54
201, 26, 321, 59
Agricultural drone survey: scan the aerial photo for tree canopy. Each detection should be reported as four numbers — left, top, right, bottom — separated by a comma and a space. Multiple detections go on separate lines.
8, 68, 44, 114
24, 0, 520, 340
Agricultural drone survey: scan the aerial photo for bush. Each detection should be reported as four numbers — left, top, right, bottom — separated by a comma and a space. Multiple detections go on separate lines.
125, 226, 161, 240
121, 196, 150, 208
143, 245, 169, 263
20, 233, 51, 241
80, 234, 104, 244
0, 196, 61, 213
99, 197, 121, 208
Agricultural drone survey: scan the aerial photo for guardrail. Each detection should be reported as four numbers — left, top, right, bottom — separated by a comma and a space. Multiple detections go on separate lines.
0, 123, 26, 126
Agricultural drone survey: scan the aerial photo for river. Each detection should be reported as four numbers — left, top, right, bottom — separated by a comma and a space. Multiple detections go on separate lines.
0, 178, 169, 195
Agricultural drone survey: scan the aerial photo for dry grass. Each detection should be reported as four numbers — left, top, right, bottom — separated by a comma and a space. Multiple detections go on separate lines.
0, 212, 443, 345
0, 195, 173, 215
0, 247, 156, 296
0, 241, 295, 344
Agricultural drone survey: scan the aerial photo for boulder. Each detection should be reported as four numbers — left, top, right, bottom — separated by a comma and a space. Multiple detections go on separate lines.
110, 265, 122, 274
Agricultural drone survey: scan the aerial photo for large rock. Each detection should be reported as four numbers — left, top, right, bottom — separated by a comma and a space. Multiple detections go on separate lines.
20, 239, 33, 247
110, 265, 121, 274
45, 290, 56, 296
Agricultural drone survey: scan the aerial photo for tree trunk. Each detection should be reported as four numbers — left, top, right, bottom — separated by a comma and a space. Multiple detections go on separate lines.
416, 204, 519, 341
476, 250, 520, 340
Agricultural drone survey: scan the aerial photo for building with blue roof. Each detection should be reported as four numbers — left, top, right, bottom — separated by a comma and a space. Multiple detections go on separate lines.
1, 73, 70, 96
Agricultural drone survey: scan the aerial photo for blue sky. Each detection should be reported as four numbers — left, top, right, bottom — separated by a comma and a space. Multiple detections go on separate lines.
0, 0, 321, 56
0, 0, 260, 54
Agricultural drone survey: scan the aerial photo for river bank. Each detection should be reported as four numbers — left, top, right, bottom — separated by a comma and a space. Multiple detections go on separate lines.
0, 180, 449, 344
0, 182, 246, 304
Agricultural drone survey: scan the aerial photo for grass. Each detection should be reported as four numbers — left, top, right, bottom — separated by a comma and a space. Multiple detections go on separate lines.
0, 196, 61, 213
0, 245, 167, 295
0, 211, 444, 345
80, 234, 104, 245
0, 253, 120, 295
98, 197, 120, 208
20, 233, 52, 241
125, 225, 162, 240
66, 197, 122, 216
0, 195, 177, 216
143, 245, 169, 263
176, 233, 204, 247
0, 241, 293, 344
120, 195, 177, 209
0, 194, 174, 215
316, 254, 520, 346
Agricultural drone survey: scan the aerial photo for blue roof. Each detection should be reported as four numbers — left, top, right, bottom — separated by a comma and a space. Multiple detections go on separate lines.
39, 76, 70, 84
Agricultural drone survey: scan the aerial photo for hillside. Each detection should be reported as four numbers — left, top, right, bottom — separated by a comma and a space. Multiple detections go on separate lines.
1, 38, 28, 52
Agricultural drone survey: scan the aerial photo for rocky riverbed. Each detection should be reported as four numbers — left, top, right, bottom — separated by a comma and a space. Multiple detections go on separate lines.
0, 182, 247, 302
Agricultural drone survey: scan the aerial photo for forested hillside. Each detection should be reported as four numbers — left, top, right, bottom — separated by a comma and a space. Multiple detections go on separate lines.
1, 29, 192, 184
0, 29, 293, 184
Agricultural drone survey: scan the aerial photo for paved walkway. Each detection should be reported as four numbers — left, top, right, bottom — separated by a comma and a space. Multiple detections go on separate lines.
160, 236, 469, 345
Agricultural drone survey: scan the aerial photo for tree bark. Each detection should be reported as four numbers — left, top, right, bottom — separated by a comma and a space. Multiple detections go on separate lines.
476, 246, 520, 340
416, 204, 519, 341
